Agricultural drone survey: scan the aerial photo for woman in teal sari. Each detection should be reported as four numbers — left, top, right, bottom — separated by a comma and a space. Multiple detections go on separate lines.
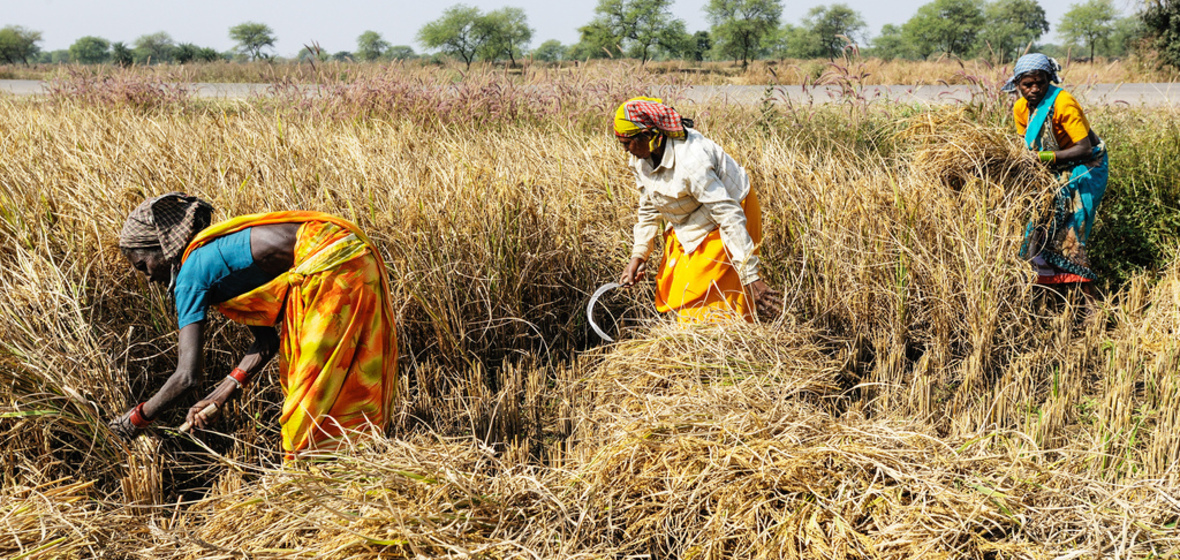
1006, 54, 1109, 296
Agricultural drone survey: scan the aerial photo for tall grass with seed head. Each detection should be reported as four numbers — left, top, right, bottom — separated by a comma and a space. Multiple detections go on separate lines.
3, 56, 1177, 85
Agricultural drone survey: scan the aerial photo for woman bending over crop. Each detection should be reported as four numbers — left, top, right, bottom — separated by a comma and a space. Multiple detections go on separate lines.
109, 193, 398, 459
1007, 54, 1108, 295
615, 97, 781, 323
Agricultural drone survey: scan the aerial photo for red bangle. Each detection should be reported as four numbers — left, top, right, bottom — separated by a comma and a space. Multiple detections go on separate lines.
129, 402, 153, 428
229, 367, 249, 387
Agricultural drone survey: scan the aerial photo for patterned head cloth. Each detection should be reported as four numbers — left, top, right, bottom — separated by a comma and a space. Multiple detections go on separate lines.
614, 97, 693, 139
119, 192, 214, 262
1002, 53, 1062, 92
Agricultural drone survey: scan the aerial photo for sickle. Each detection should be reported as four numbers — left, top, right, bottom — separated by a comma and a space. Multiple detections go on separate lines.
587, 282, 622, 342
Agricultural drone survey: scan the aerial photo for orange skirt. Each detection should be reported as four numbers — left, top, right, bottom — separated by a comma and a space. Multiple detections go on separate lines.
655, 191, 762, 324
184, 212, 398, 459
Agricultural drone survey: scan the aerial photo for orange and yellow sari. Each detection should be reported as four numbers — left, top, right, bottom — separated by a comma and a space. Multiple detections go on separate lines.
655, 191, 762, 323
182, 211, 397, 458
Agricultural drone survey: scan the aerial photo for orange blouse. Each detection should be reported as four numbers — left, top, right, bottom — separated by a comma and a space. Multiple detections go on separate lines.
1013, 89, 1092, 150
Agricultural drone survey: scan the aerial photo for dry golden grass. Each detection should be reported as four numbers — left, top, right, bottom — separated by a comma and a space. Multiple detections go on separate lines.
724, 56, 1180, 86
0, 79, 1178, 558
51, 324, 1176, 559
3, 55, 1177, 86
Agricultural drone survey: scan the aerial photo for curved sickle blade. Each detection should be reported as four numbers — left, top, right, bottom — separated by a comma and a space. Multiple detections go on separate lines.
587, 282, 622, 342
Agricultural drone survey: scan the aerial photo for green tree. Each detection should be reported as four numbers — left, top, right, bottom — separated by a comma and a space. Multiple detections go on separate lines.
173, 43, 199, 64
357, 30, 391, 62
1142, 0, 1180, 67
388, 45, 417, 60
533, 39, 567, 61
689, 30, 713, 61
1106, 16, 1142, 56
902, 0, 985, 58
568, 21, 622, 59
706, 0, 782, 67
804, 3, 867, 59
229, 22, 276, 61
477, 7, 534, 66
418, 4, 485, 69
1059, 0, 1119, 60
197, 46, 223, 62
869, 23, 917, 60
297, 44, 330, 63
133, 31, 175, 64
979, 0, 1049, 62
38, 50, 69, 64
770, 23, 822, 58
110, 42, 133, 67
653, 20, 694, 60
69, 36, 110, 64
585, 0, 688, 63
0, 26, 42, 65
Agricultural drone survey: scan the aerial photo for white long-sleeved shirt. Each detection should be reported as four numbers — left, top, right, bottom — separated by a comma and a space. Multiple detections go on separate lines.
629, 129, 760, 285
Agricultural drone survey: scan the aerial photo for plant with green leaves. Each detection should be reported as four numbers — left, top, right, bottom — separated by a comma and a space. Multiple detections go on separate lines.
110, 42, 133, 67
69, 36, 110, 64
583, 0, 689, 63
804, 3, 867, 59
869, 23, 917, 60
1058, 0, 1119, 60
771, 23, 821, 58
980, 0, 1049, 62
197, 46, 223, 62
173, 43, 199, 64
388, 45, 417, 61
418, 4, 485, 69
706, 0, 782, 68
688, 30, 712, 61
1142, 0, 1180, 68
133, 32, 175, 64
297, 44, 329, 63
532, 39, 567, 62
476, 7, 533, 66
357, 31, 391, 62
0, 26, 42, 65
229, 22, 276, 61
169, 44, 221, 64
569, 21, 623, 59
38, 49, 70, 64
902, 0, 985, 58
1107, 16, 1142, 57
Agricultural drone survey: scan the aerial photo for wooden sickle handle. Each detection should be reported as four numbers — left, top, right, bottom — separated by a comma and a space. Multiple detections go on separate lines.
178, 403, 219, 433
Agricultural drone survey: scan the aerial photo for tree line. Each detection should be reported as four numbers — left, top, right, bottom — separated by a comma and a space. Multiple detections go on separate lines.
3, 0, 1179, 69
0, 22, 277, 66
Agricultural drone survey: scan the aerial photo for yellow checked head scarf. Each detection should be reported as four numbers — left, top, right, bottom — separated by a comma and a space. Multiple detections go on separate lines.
614, 97, 692, 139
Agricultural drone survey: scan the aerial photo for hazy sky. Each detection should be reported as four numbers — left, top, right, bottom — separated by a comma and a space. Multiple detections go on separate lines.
7, 0, 1131, 56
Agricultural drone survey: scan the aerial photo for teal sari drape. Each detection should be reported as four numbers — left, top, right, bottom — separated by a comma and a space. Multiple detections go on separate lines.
1017, 87, 1109, 282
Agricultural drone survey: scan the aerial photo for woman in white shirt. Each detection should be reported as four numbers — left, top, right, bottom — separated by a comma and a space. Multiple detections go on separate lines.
615, 97, 781, 322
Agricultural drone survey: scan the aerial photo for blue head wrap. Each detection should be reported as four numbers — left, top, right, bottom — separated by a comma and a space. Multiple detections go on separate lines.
1002, 54, 1062, 92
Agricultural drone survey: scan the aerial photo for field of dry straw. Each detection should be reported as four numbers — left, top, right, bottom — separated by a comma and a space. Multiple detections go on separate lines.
0, 67, 1178, 558
5, 54, 1178, 86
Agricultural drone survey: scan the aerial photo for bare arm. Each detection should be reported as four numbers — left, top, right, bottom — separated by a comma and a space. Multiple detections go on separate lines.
143, 321, 205, 419
1047, 135, 1093, 165
622, 190, 659, 287
184, 325, 279, 430
109, 321, 204, 439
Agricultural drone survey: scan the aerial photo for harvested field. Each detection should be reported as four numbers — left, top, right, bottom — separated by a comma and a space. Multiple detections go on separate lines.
0, 67, 1178, 558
